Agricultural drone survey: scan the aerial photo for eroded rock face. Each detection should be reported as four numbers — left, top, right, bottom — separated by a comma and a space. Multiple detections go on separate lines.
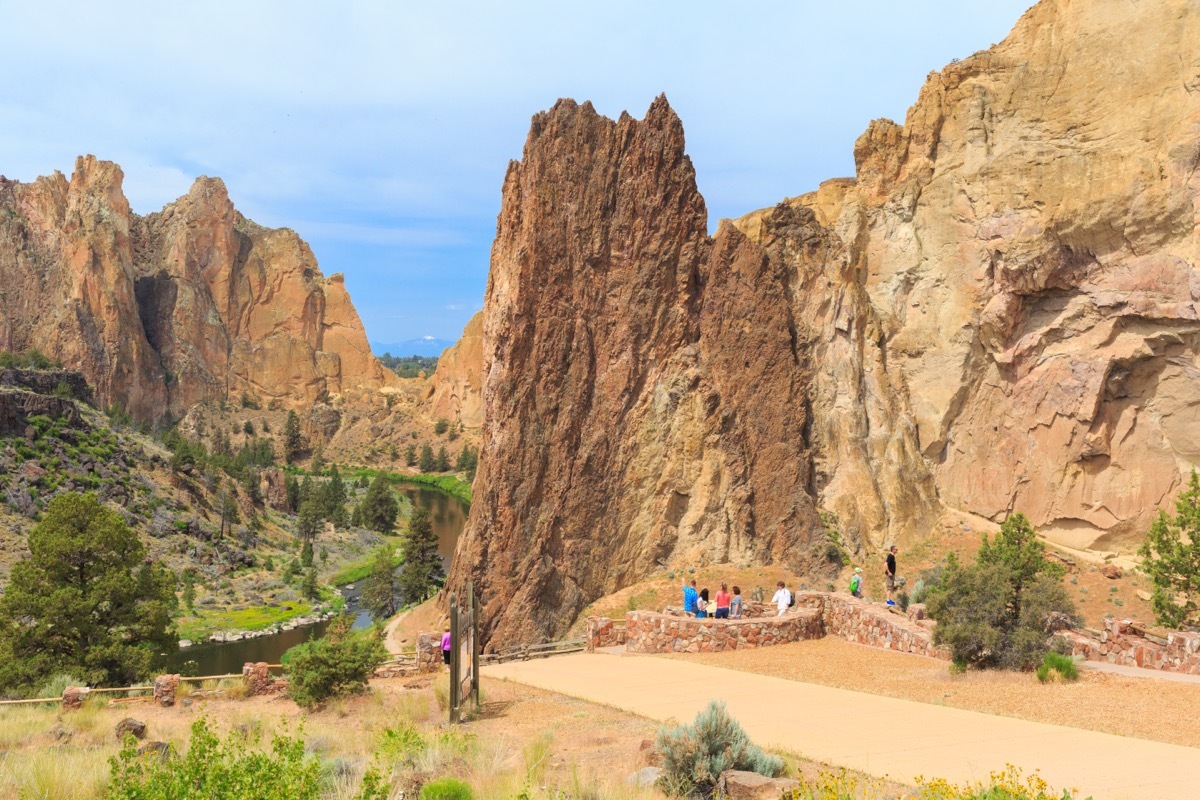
452, 0, 1200, 645
732, 0, 1200, 552
425, 311, 483, 429
447, 97, 825, 646
0, 157, 395, 420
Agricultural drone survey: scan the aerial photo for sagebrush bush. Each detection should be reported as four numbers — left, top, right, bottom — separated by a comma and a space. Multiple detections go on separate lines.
654, 700, 782, 797
419, 777, 474, 800
283, 615, 387, 708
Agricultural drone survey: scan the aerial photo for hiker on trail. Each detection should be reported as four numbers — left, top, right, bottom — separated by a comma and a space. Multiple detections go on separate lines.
696, 588, 710, 618
849, 567, 863, 598
884, 545, 898, 606
714, 583, 731, 619
730, 586, 744, 619
441, 626, 452, 666
772, 581, 792, 616
682, 578, 698, 616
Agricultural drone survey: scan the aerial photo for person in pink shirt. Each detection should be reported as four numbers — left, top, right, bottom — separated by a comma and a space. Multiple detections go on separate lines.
714, 583, 731, 619
441, 626, 452, 667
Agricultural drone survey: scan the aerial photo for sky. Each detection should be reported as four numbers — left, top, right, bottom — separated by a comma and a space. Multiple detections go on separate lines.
1, 1, 1033, 347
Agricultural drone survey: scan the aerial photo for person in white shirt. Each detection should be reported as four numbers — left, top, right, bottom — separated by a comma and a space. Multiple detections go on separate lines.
771, 581, 791, 616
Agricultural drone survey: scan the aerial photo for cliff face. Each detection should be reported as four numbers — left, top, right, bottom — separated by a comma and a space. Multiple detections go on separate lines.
0, 157, 394, 419
733, 0, 1200, 553
448, 98, 825, 646
452, 0, 1200, 645
425, 311, 484, 429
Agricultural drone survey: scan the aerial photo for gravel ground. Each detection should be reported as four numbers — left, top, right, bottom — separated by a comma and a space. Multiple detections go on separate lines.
665, 638, 1200, 748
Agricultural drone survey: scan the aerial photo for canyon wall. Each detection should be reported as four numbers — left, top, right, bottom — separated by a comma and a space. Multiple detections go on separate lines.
734, 0, 1200, 553
449, 97, 827, 646
452, 0, 1200, 645
0, 157, 394, 420
425, 311, 484, 429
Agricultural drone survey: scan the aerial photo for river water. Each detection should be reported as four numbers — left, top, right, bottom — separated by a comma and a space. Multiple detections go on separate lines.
166, 484, 468, 676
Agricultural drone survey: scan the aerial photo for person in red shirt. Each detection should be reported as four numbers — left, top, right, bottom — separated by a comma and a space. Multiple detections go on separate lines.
714, 583, 732, 619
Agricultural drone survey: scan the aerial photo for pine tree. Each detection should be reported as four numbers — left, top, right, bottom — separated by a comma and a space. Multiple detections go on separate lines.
1140, 469, 1200, 628
284, 410, 302, 463
405, 444, 417, 466
0, 493, 177, 693
398, 507, 444, 604
418, 443, 435, 473
435, 446, 450, 472
360, 473, 399, 533
300, 539, 314, 568
310, 446, 326, 475
285, 474, 300, 513
362, 546, 399, 621
302, 567, 319, 600
298, 499, 322, 544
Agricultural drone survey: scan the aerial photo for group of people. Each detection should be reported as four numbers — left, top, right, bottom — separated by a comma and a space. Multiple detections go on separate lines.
681, 580, 746, 619
679, 544, 901, 619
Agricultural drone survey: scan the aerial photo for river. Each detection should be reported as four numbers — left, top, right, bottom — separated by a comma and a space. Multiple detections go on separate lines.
166, 483, 468, 676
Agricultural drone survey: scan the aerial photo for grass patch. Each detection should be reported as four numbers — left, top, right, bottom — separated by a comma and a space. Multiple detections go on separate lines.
327, 539, 404, 586
177, 602, 316, 641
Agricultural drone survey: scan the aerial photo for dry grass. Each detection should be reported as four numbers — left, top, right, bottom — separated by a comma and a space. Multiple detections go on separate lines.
667, 637, 1200, 747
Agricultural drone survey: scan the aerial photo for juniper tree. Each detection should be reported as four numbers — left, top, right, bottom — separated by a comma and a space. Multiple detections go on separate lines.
1140, 469, 1200, 629
362, 547, 399, 621
398, 508, 444, 604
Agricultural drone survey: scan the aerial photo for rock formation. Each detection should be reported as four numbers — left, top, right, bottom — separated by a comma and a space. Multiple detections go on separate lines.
448, 97, 826, 646
0, 157, 395, 420
732, 0, 1200, 553
425, 311, 483, 429
451, 0, 1200, 645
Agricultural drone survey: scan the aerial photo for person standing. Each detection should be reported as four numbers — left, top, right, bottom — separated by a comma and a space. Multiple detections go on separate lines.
729, 586, 744, 619
849, 567, 864, 598
696, 588, 710, 618
771, 581, 791, 617
682, 578, 698, 617
714, 583, 731, 619
441, 626, 452, 667
884, 545, 898, 606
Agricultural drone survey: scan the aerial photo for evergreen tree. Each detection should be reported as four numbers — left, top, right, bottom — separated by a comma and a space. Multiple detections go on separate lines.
418, 444, 435, 473
297, 499, 322, 543
217, 484, 240, 541
300, 539, 314, 569
362, 546, 399, 621
405, 444, 417, 467
1140, 469, 1200, 628
328, 464, 346, 507
243, 420, 255, 436
181, 573, 197, 614
360, 473, 399, 533
310, 446, 326, 475
398, 508, 444, 604
302, 567, 319, 600
284, 410, 302, 463
435, 446, 450, 472
0, 493, 177, 693
351, 502, 364, 528
285, 474, 300, 513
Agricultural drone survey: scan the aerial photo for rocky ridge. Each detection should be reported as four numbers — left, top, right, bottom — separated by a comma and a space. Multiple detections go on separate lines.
450, 0, 1200, 645
0, 158, 396, 421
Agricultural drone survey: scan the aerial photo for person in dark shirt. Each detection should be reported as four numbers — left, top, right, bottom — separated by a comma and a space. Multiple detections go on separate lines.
884, 545, 898, 606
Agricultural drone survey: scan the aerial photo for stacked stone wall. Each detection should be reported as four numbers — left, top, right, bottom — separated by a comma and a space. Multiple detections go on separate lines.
585, 617, 627, 651
416, 631, 443, 672
623, 608, 823, 654
1061, 618, 1200, 674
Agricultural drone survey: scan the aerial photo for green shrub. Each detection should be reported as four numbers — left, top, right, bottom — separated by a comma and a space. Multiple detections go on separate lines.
283, 615, 387, 708
107, 717, 320, 799
654, 700, 782, 797
927, 513, 1077, 671
419, 777, 473, 800
1036, 652, 1079, 683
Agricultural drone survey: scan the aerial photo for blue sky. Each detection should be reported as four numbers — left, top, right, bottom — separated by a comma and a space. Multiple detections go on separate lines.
1, 1, 1032, 346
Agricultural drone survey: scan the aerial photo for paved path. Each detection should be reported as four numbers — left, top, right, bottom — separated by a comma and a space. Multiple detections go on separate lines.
485, 653, 1200, 800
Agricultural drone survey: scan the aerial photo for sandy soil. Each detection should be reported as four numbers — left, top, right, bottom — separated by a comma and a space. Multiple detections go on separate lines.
666, 637, 1200, 748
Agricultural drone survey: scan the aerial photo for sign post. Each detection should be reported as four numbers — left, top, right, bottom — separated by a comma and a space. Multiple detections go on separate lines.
448, 582, 480, 723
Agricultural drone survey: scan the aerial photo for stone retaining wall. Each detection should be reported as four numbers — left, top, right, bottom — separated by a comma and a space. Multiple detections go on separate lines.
592, 592, 949, 659
623, 608, 824, 654
1061, 617, 1200, 674
585, 617, 627, 651
416, 631, 443, 672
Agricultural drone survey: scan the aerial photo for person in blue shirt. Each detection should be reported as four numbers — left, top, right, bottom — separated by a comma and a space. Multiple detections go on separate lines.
682, 578, 698, 616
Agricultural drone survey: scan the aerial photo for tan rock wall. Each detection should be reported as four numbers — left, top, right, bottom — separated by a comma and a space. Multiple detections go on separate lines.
425, 311, 483, 428
0, 158, 396, 421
